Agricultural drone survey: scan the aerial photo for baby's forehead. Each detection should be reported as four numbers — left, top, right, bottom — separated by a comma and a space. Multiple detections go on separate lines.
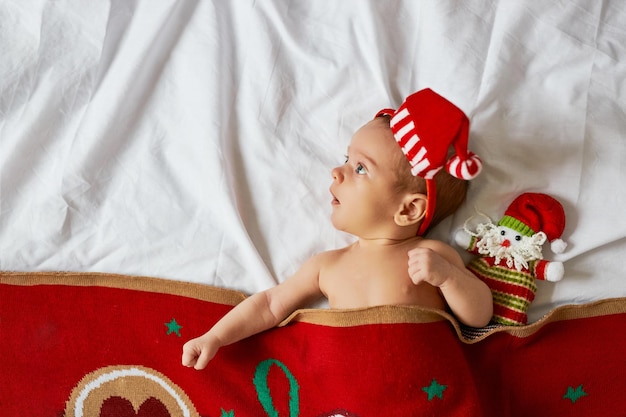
351, 119, 394, 146
349, 121, 404, 164
357, 117, 394, 139
367, 116, 392, 128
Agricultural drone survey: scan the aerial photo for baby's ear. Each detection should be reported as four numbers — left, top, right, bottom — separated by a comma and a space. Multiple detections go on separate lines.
394, 193, 427, 226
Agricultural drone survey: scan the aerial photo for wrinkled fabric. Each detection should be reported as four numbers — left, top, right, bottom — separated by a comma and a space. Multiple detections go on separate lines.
1, 1, 625, 321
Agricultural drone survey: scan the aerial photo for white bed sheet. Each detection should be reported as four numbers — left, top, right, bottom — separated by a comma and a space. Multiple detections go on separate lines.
2, 0, 625, 321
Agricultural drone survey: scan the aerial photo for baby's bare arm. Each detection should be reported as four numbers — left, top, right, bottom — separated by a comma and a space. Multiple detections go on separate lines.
437, 266, 493, 327
408, 241, 493, 327
182, 256, 324, 370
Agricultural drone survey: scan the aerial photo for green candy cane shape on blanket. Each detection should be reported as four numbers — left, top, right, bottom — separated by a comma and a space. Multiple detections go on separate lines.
251, 358, 362, 417
455, 192, 567, 326
253, 359, 300, 417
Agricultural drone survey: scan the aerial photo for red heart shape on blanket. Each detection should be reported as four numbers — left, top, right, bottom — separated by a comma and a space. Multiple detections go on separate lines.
99, 396, 170, 417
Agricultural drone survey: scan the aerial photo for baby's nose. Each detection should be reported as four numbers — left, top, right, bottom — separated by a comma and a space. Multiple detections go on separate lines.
331, 166, 344, 181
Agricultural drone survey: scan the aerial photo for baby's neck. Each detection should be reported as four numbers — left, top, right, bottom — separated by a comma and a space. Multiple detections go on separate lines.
353, 235, 421, 249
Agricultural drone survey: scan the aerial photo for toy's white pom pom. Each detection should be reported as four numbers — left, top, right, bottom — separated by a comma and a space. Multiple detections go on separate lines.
550, 238, 567, 254
455, 229, 472, 249
545, 261, 564, 282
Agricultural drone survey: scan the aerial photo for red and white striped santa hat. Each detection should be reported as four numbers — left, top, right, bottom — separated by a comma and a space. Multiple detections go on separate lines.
377, 88, 482, 180
376, 88, 482, 235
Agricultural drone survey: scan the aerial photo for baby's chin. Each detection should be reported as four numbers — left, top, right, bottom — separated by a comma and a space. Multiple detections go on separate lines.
329, 213, 349, 234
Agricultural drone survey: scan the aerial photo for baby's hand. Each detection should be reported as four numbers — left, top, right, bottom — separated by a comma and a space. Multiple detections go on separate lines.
182, 333, 220, 370
407, 247, 455, 288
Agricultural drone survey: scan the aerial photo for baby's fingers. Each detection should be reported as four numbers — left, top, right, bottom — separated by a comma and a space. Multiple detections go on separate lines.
182, 344, 200, 367
407, 259, 424, 285
193, 349, 214, 370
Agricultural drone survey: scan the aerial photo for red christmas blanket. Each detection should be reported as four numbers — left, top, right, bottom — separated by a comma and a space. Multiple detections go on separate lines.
1, 271, 625, 416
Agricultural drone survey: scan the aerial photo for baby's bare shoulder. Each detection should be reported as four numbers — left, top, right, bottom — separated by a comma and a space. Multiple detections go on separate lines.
313, 244, 353, 264
411, 237, 465, 266
411, 237, 451, 251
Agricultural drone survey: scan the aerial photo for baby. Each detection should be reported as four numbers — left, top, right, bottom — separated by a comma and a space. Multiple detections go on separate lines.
182, 89, 493, 370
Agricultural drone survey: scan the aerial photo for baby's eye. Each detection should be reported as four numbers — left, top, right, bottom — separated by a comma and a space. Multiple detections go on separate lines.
344, 155, 349, 164
355, 163, 367, 175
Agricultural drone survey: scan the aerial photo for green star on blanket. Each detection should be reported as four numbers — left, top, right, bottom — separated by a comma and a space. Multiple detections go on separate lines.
165, 318, 182, 337
422, 379, 447, 401
563, 385, 587, 403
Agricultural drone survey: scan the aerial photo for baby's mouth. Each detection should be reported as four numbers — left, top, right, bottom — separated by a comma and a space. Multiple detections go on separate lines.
330, 189, 340, 205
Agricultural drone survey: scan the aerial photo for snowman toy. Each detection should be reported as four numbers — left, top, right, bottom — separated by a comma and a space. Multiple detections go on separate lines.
455, 192, 567, 326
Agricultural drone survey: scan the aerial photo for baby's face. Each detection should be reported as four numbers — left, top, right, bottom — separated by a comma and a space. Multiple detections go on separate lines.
329, 118, 407, 237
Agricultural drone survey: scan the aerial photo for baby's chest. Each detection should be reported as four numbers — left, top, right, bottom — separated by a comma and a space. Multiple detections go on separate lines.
320, 257, 413, 307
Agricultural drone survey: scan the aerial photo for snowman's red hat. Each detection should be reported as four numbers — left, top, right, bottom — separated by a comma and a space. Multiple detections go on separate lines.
498, 192, 567, 253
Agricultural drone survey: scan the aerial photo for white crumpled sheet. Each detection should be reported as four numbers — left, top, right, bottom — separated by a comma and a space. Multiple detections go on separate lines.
2, 0, 625, 321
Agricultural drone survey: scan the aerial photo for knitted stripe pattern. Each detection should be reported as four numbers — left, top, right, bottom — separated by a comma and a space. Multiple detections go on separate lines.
390, 106, 442, 179
467, 257, 539, 326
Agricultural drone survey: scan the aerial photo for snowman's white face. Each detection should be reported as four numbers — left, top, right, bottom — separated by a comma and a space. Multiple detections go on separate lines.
496, 226, 525, 249
475, 224, 547, 270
